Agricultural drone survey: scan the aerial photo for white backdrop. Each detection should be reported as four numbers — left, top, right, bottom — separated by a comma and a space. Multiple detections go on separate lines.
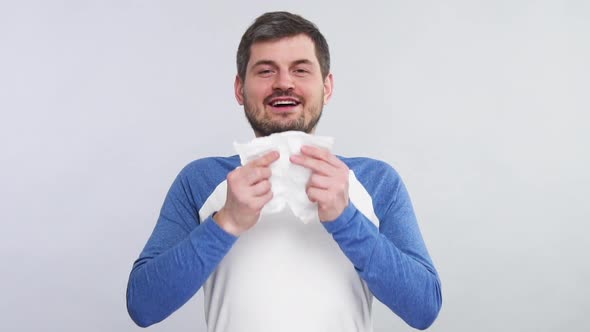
1, 1, 589, 331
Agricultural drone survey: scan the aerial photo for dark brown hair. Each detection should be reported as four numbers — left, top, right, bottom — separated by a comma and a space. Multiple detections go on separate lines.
236, 11, 330, 81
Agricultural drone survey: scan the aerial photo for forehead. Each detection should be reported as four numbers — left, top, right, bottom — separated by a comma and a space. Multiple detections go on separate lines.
248, 34, 318, 66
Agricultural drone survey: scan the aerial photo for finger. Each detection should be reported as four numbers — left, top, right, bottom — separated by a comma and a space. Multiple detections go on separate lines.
244, 166, 272, 185
251, 190, 273, 211
308, 174, 330, 190
250, 179, 271, 196
306, 187, 327, 204
300, 145, 343, 168
250, 150, 280, 167
290, 153, 334, 176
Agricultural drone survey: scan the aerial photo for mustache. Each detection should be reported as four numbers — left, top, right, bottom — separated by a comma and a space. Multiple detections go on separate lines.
263, 90, 304, 104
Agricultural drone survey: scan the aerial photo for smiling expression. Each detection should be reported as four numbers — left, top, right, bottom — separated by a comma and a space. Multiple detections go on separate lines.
235, 34, 334, 137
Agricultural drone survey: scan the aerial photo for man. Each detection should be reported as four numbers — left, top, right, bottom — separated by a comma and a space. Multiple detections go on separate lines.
127, 11, 442, 331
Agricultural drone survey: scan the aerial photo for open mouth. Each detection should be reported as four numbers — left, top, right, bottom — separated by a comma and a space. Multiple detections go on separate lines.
267, 97, 301, 109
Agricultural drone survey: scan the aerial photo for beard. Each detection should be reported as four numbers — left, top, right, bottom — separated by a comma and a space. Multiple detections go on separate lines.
243, 91, 324, 137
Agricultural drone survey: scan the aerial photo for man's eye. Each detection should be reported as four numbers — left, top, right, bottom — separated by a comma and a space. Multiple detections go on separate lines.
258, 70, 273, 75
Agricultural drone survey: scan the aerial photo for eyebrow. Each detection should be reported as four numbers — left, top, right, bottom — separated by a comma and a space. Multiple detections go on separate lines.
291, 59, 314, 66
251, 59, 314, 68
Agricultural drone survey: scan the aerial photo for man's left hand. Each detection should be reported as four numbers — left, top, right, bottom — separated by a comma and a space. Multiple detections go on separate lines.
290, 145, 350, 222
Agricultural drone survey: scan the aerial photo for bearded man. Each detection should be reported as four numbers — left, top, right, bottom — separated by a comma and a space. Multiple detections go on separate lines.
127, 11, 442, 332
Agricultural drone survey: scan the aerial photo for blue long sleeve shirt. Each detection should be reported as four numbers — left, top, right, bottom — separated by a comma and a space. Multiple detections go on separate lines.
126, 155, 442, 331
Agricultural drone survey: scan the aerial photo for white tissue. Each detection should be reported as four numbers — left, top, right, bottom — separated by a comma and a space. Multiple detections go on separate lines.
234, 131, 335, 224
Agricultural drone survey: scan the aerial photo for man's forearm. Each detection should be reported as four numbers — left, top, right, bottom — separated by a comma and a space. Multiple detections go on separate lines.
126, 217, 237, 327
323, 203, 442, 330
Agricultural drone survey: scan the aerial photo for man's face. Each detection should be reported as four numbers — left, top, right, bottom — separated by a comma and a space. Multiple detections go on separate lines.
235, 34, 333, 137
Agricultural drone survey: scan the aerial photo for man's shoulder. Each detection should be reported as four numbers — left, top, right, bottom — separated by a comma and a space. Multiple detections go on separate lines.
338, 156, 400, 176
337, 155, 405, 195
176, 155, 240, 184
171, 155, 241, 204
184, 155, 240, 169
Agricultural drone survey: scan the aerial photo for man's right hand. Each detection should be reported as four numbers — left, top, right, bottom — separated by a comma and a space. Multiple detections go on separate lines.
213, 151, 279, 236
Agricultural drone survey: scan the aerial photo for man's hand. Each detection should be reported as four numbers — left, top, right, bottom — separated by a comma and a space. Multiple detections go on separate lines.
290, 145, 350, 222
214, 151, 279, 236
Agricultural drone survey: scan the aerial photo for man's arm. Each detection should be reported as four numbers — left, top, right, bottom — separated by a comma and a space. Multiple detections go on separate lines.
291, 147, 441, 330
126, 152, 278, 327
126, 170, 237, 327
323, 200, 442, 328
323, 167, 442, 330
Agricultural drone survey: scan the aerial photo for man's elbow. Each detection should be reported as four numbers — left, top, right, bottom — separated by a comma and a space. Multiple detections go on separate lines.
408, 282, 442, 330
128, 314, 153, 328
126, 282, 158, 328
127, 298, 157, 328
127, 295, 153, 327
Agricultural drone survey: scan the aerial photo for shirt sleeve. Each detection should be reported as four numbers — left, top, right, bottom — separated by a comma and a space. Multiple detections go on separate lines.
322, 164, 442, 330
126, 169, 237, 327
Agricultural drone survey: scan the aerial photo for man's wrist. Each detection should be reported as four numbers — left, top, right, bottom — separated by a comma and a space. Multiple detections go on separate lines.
213, 208, 242, 236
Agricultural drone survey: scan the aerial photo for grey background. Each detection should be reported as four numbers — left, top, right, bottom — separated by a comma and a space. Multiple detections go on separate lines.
1, 0, 588, 331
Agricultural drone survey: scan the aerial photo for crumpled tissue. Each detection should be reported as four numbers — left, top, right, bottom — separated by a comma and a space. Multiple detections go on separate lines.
234, 131, 334, 224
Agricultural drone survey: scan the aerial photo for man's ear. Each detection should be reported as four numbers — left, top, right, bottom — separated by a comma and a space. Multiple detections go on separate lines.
323, 73, 334, 105
234, 75, 244, 105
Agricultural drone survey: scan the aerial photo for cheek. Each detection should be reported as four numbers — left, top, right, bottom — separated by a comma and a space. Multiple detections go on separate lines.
245, 84, 271, 103
299, 85, 324, 101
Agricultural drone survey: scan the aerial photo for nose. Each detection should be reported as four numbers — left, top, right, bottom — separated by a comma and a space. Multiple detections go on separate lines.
272, 70, 294, 91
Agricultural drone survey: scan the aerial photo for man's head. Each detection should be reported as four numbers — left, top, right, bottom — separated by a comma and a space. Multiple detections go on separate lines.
237, 12, 331, 82
235, 12, 334, 137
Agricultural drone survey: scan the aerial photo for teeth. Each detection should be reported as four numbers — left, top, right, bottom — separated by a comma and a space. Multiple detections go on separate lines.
272, 100, 297, 106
